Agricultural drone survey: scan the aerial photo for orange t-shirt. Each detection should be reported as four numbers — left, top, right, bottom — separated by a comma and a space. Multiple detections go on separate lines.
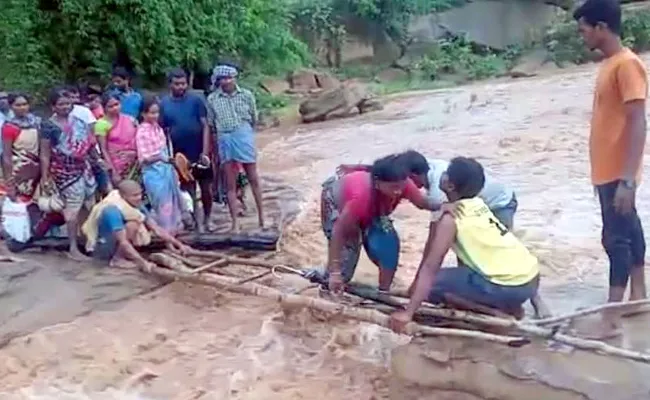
590, 48, 648, 185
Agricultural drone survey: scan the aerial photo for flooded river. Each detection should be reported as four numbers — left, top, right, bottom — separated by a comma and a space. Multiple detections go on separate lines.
1, 59, 649, 399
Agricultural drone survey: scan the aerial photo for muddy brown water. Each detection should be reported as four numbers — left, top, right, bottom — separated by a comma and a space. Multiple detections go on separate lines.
2, 59, 650, 398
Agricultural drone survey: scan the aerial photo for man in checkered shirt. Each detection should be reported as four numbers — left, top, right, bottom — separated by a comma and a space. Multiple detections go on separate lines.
207, 65, 264, 232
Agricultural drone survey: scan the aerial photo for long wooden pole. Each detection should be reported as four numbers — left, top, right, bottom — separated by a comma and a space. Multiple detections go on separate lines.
149, 254, 650, 363
532, 299, 650, 326
148, 254, 526, 346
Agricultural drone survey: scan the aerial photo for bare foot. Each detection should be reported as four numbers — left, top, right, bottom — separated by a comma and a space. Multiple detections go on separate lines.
204, 220, 218, 233
67, 249, 91, 262
109, 257, 137, 269
230, 222, 241, 234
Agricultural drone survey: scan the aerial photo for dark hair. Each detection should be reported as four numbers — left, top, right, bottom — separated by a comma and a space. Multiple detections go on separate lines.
100, 92, 121, 107
168, 67, 188, 83
63, 84, 79, 95
85, 84, 102, 96
79, 83, 102, 101
7, 92, 30, 106
573, 0, 621, 35
112, 66, 131, 80
140, 95, 160, 119
371, 154, 409, 182
398, 150, 429, 175
41, 119, 62, 139
48, 89, 68, 106
446, 157, 485, 199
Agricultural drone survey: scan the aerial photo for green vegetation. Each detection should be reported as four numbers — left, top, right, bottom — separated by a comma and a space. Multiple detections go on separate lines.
4, 0, 650, 116
0, 0, 308, 94
546, 9, 650, 66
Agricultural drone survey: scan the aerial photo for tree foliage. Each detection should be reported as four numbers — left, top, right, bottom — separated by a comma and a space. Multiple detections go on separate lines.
0, 0, 309, 93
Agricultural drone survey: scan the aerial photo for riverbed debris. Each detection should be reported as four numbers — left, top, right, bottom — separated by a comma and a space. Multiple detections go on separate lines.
144, 251, 650, 364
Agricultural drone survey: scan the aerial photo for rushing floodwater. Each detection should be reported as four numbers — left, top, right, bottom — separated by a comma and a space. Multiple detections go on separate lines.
1, 58, 650, 399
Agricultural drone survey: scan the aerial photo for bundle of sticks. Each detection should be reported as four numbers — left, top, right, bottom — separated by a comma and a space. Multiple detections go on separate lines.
145, 251, 650, 364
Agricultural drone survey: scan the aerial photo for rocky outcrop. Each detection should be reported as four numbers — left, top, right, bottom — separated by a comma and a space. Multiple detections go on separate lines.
260, 78, 290, 96
509, 50, 563, 78
410, 0, 560, 51
298, 82, 383, 123
391, 333, 650, 400
288, 69, 341, 94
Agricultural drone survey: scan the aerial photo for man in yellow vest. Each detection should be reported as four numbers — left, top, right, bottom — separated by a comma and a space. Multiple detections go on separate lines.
389, 157, 541, 331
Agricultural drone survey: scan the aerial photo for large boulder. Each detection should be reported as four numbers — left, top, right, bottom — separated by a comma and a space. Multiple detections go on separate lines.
391, 328, 650, 400
288, 68, 342, 94
298, 82, 383, 123
509, 50, 560, 78
289, 68, 320, 93
260, 78, 290, 95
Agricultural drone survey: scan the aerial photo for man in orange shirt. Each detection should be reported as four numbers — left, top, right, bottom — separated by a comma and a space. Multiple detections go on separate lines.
575, 0, 648, 338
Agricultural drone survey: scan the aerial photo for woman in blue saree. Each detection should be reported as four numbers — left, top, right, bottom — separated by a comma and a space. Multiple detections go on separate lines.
135, 97, 185, 234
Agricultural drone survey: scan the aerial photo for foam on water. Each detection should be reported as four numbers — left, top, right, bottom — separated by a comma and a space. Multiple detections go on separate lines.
2, 385, 151, 400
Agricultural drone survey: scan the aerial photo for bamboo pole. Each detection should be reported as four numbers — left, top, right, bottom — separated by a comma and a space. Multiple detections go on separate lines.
192, 258, 229, 274
165, 251, 204, 268
163, 251, 230, 275
532, 299, 650, 326
147, 254, 527, 346
148, 254, 650, 363
149, 253, 194, 274
343, 285, 650, 363
236, 270, 273, 285
187, 249, 295, 273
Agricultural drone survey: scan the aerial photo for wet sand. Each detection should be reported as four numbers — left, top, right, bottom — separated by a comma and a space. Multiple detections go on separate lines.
1, 59, 650, 398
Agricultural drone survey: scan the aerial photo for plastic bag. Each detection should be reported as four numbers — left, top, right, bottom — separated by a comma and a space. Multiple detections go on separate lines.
2, 198, 32, 243
180, 190, 194, 213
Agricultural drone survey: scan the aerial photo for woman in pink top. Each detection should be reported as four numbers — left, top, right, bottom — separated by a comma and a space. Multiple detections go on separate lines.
136, 97, 185, 234
306, 154, 440, 293
95, 93, 138, 185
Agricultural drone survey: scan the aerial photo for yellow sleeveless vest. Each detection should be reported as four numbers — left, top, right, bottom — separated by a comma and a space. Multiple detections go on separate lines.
452, 197, 539, 286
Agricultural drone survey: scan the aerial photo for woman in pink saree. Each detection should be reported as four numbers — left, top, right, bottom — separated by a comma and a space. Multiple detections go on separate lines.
95, 93, 138, 185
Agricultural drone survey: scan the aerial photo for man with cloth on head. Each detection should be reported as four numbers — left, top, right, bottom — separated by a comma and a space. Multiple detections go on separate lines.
207, 65, 265, 232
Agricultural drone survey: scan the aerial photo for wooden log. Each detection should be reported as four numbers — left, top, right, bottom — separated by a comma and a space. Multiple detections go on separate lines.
533, 299, 650, 326
144, 259, 528, 346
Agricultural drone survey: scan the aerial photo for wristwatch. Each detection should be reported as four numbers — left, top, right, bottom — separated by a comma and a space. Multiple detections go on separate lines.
621, 179, 636, 190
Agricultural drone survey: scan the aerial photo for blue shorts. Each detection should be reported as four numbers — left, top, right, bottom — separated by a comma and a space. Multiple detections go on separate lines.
94, 234, 117, 261
428, 266, 538, 311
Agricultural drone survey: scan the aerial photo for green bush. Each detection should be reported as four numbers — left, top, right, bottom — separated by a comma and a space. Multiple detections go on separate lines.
623, 10, 650, 52
0, 0, 309, 95
545, 10, 650, 66
414, 36, 512, 82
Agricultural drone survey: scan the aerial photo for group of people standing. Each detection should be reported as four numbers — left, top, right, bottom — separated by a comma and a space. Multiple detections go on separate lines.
0, 63, 265, 265
314, 0, 648, 339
